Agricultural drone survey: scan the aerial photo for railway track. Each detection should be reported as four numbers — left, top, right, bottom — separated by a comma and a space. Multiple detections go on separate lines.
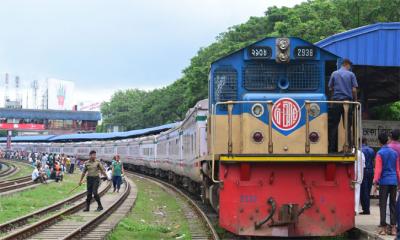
0, 175, 35, 193
0, 178, 135, 240
0, 162, 17, 178
127, 171, 220, 240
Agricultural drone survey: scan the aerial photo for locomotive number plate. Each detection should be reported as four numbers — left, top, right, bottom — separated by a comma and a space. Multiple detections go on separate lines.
248, 46, 272, 59
294, 46, 315, 59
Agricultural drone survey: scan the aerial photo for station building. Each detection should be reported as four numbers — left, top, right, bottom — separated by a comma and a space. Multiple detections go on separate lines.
0, 108, 101, 135
316, 22, 400, 147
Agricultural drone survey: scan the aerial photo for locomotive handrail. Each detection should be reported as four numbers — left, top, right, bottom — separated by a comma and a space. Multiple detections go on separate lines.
212, 100, 362, 183
305, 100, 362, 183
211, 100, 273, 183
304, 100, 362, 153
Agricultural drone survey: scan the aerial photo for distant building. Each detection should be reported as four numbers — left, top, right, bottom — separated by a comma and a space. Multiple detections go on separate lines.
0, 108, 101, 135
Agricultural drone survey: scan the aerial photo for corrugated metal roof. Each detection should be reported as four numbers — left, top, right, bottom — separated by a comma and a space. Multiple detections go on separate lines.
10, 135, 55, 142
0, 108, 101, 121
47, 122, 180, 142
316, 22, 400, 67
117, 122, 180, 138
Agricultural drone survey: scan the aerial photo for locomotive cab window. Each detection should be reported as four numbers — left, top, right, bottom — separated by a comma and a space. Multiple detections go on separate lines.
213, 67, 237, 102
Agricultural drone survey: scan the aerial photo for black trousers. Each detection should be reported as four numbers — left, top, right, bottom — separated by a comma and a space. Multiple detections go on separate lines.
328, 103, 353, 152
69, 164, 75, 174
360, 170, 373, 213
86, 176, 102, 208
379, 185, 397, 226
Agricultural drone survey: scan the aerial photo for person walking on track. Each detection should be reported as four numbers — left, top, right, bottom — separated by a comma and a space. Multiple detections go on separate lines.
112, 155, 124, 193
79, 150, 108, 212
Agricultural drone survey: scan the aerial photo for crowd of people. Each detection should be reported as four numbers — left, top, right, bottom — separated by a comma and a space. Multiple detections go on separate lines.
355, 130, 400, 237
0, 150, 125, 194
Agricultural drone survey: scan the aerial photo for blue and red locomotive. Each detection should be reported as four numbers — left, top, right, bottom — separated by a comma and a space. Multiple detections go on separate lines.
209, 37, 361, 237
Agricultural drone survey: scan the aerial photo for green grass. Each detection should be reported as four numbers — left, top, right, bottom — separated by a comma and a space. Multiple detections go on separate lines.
0, 173, 85, 224
107, 176, 191, 240
4, 161, 34, 180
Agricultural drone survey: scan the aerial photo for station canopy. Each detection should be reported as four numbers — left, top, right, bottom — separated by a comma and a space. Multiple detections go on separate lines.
0, 122, 180, 143
0, 108, 101, 121
316, 22, 400, 108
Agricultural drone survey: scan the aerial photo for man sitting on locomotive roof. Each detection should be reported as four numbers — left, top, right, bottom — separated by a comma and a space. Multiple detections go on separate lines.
328, 58, 358, 152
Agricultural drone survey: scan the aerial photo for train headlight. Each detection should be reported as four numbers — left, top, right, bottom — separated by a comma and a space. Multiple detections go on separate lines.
309, 131, 320, 143
309, 103, 320, 117
252, 131, 264, 143
278, 38, 289, 50
278, 52, 289, 62
251, 103, 264, 118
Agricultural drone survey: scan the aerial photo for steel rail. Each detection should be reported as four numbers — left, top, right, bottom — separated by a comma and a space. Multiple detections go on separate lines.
0, 181, 112, 240
63, 179, 131, 239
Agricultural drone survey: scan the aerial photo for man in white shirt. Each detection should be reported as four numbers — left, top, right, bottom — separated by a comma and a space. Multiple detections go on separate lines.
355, 149, 365, 214
32, 166, 46, 183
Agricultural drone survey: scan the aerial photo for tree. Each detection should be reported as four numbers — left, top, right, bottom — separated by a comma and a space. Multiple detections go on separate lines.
101, 0, 400, 130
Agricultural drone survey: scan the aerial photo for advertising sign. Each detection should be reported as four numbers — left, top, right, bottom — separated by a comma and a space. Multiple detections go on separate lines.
0, 123, 46, 130
47, 78, 75, 110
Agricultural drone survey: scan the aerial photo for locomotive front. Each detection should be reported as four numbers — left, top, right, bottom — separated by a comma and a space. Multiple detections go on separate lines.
209, 37, 361, 237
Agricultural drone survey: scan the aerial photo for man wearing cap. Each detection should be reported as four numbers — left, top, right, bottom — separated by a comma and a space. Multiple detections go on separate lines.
79, 150, 107, 212
328, 58, 359, 152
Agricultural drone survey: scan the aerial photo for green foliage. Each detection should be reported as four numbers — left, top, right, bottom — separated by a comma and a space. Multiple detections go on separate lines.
101, 0, 400, 130
0, 172, 85, 224
370, 101, 400, 120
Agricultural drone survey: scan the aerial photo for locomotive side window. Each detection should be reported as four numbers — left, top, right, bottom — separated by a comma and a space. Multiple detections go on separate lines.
213, 67, 237, 102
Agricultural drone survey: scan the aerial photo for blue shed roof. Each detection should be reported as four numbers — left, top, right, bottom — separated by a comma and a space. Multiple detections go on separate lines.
2, 135, 56, 142
316, 22, 400, 67
0, 108, 101, 121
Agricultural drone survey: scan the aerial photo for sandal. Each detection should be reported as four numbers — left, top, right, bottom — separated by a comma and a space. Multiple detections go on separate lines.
378, 226, 387, 235
390, 225, 396, 236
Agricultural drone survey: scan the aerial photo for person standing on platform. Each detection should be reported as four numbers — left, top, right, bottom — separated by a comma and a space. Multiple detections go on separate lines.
327, 58, 358, 152
388, 129, 400, 238
373, 132, 400, 236
355, 148, 365, 215
112, 155, 124, 193
79, 150, 107, 212
360, 137, 375, 215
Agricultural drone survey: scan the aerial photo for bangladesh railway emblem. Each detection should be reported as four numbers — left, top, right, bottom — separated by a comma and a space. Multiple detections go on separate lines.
272, 98, 301, 131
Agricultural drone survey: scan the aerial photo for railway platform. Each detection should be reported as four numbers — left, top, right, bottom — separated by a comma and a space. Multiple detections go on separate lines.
356, 198, 394, 240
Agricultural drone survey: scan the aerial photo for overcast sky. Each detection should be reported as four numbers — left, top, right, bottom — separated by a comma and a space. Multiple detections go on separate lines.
0, 0, 304, 105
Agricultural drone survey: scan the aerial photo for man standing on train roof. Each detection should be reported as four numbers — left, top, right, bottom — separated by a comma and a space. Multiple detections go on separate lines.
328, 58, 358, 152
79, 150, 108, 212
360, 137, 375, 215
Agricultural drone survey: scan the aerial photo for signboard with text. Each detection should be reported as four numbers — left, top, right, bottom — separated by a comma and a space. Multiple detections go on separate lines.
363, 120, 400, 147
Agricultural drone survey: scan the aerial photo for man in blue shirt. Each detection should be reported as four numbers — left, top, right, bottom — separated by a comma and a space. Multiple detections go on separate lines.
360, 137, 375, 215
328, 59, 358, 152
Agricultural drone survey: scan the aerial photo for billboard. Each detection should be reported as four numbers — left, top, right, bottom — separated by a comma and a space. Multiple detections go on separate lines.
47, 78, 75, 110
363, 120, 400, 147
0, 123, 45, 130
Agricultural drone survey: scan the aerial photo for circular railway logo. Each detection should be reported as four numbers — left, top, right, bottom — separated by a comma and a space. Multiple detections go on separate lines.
272, 98, 301, 131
